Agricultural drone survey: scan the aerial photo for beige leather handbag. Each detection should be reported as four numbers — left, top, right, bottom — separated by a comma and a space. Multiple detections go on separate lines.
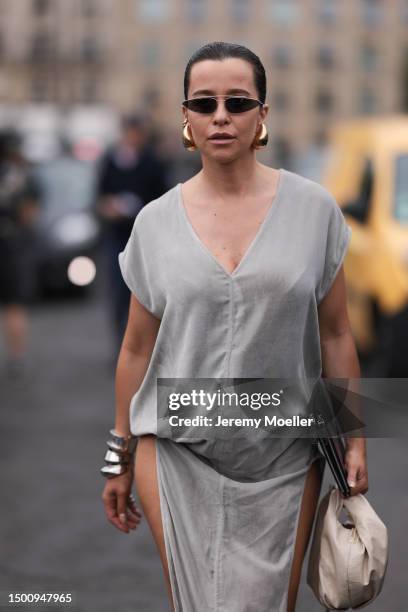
307, 485, 388, 610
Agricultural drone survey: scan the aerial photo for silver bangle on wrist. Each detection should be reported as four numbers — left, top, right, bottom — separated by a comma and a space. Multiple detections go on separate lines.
100, 428, 138, 479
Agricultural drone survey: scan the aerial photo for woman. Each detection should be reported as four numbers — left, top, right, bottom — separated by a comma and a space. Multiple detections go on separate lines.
101, 42, 368, 612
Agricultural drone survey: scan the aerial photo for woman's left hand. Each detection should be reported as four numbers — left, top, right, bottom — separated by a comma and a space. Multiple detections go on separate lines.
343, 438, 369, 497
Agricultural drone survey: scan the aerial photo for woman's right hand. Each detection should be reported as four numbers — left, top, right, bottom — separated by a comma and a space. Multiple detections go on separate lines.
102, 468, 143, 533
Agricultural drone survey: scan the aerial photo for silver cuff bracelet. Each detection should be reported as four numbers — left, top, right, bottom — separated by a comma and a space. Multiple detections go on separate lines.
108, 428, 138, 454
100, 428, 138, 478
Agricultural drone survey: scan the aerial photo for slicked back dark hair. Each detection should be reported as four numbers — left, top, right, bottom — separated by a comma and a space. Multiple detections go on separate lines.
184, 41, 267, 104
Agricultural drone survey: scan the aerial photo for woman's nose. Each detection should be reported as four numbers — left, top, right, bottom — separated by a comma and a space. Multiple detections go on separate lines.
213, 99, 229, 119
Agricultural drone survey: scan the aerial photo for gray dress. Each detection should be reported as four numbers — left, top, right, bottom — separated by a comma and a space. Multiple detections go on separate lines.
118, 168, 352, 611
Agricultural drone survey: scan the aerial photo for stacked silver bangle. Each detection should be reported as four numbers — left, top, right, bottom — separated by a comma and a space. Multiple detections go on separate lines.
100, 428, 138, 478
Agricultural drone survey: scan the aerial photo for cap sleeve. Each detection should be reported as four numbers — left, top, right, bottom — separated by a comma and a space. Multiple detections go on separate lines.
118, 214, 156, 315
316, 193, 352, 305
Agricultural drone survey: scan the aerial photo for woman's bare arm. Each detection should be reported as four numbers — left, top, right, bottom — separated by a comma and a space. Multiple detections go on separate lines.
318, 266, 368, 496
318, 266, 359, 379
101, 294, 160, 534
114, 293, 161, 437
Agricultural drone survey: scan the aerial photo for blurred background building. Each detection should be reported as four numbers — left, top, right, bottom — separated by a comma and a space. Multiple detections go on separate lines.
0, 0, 407, 167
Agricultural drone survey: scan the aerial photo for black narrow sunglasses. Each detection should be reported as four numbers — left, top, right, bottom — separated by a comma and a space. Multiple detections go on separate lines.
182, 95, 263, 114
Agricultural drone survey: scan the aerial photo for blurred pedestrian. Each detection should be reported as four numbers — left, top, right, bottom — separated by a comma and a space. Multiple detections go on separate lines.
0, 130, 41, 378
95, 114, 169, 354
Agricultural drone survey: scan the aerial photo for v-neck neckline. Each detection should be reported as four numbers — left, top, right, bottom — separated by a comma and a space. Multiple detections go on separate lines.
177, 168, 285, 279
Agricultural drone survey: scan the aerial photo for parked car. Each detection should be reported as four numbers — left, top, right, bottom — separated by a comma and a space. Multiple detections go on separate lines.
30, 155, 101, 295
320, 114, 408, 376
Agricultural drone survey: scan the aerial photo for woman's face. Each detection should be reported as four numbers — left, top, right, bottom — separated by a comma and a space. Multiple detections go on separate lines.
182, 57, 268, 160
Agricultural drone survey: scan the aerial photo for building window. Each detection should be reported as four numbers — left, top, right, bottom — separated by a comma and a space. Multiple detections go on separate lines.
316, 0, 338, 25
402, 46, 408, 112
31, 33, 52, 62
402, 0, 408, 24
81, 37, 100, 62
183, 40, 206, 64
137, 0, 169, 22
273, 91, 290, 111
358, 89, 378, 114
315, 89, 334, 112
81, 78, 98, 103
231, 0, 250, 23
360, 43, 379, 70
143, 86, 160, 108
33, 0, 50, 16
316, 45, 336, 70
360, 0, 384, 27
31, 76, 48, 102
272, 136, 291, 168
186, 0, 207, 23
267, 0, 300, 27
140, 41, 161, 67
272, 45, 293, 69
314, 129, 328, 147
82, 0, 97, 17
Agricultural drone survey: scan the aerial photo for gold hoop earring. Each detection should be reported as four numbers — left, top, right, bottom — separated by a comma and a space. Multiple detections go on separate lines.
252, 123, 268, 149
182, 120, 197, 151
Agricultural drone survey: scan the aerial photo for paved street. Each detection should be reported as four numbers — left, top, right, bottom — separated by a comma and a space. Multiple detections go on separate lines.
0, 265, 406, 611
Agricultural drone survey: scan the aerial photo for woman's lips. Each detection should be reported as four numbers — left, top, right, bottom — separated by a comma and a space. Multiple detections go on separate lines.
209, 137, 236, 144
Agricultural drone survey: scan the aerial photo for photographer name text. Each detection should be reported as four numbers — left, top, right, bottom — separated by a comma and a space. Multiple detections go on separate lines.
168, 415, 314, 428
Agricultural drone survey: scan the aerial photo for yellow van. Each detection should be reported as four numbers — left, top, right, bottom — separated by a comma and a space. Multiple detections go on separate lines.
320, 114, 408, 376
